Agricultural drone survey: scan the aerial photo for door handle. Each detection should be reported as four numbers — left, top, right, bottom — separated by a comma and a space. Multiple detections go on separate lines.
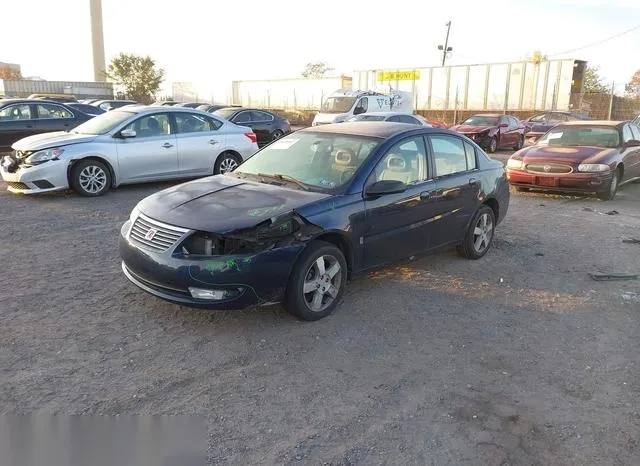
209, 140, 218, 145
419, 191, 431, 200
469, 177, 479, 186
161, 142, 174, 148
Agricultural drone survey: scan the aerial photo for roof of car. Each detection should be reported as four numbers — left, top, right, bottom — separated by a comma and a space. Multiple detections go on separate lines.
111, 105, 219, 116
559, 120, 625, 127
300, 122, 433, 138
472, 113, 504, 117
0, 98, 72, 106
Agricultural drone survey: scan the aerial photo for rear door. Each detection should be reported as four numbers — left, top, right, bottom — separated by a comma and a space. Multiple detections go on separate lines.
249, 111, 275, 146
34, 103, 77, 132
115, 112, 179, 182
0, 103, 38, 149
362, 135, 439, 267
427, 134, 482, 247
173, 112, 226, 176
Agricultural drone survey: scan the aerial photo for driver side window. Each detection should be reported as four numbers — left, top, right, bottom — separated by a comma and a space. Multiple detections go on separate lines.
124, 114, 170, 138
356, 98, 368, 113
370, 136, 427, 185
622, 124, 634, 143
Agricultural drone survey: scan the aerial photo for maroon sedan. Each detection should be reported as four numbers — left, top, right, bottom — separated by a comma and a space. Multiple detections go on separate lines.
450, 114, 525, 153
506, 121, 640, 200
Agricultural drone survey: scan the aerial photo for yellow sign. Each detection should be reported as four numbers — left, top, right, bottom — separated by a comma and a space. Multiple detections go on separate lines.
377, 70, 421, 81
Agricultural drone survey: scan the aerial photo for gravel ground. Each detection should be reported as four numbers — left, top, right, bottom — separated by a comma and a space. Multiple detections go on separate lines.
1, 165, 640, 465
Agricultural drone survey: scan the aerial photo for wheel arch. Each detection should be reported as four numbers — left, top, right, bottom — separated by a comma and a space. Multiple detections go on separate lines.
67, 156, 117, 187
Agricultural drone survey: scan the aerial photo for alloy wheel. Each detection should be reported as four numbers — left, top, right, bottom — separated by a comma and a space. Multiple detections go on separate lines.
79, 165, 107, 194
302, 255, 342, 312
219, 157, 238, 174
473, 212, 493, 254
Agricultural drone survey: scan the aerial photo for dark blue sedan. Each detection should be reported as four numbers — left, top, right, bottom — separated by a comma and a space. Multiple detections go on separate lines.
120, 122, 510, 320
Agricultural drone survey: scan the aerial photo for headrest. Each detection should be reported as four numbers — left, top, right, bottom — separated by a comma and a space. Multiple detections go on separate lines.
334, 148, 355, 166
386, 154, 407, 171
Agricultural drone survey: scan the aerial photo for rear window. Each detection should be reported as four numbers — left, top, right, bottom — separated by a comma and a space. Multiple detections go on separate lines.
538, 126, 620, 148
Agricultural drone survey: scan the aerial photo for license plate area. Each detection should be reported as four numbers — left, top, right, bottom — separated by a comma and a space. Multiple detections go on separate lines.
537, 177, 557, 187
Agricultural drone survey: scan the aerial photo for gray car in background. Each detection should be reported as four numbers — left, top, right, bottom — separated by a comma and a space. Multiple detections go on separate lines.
0, 106, 259, 196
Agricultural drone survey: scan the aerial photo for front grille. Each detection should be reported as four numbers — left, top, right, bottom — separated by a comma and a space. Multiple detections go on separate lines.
525, 163, 573, 174
6, 181, 29, 190
129, 214, 189, 252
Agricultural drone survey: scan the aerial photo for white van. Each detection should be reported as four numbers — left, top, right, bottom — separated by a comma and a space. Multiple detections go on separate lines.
312, 89, 412, 126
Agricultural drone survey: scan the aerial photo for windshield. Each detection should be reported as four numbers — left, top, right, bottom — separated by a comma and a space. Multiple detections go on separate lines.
234, 132, 381, 191
349, 115, 386, 121
212, 108, 237, 119
538, 126, 620, 148
463, 116, 499, 126
72, 110, 135, 135
321, 97, 356, 114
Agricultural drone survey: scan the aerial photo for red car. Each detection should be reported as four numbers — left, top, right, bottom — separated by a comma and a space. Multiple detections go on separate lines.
506, 120, 640, 200
450, 114, 525, 153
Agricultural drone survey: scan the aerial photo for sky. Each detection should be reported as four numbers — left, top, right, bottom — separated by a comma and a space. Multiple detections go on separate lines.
2, 0, 639, 100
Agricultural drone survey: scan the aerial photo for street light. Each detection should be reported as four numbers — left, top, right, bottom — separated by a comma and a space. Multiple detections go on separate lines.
438, 21, 453, 67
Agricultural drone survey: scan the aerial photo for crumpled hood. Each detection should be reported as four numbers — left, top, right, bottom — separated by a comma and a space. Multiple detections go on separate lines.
137, 175, 330, 233
518, 145, 618, 164
450, 124, 495, 134
12, 131, 98, 151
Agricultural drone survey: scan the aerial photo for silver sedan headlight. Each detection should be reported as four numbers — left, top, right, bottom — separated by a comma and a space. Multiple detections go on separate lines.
24, 148, 65, 164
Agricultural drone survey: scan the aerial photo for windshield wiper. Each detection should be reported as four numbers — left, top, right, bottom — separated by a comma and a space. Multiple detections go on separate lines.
257, 173, 309, 191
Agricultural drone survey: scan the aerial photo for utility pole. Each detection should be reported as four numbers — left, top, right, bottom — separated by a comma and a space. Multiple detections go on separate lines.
607, 82, 615, 120
438, 21, 453, 67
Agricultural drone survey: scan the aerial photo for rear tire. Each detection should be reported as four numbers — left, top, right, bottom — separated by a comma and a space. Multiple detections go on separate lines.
597, 168, 619, 201
271, 129, 284, 142
70, 159, 111, 197
284, 241, 347, 321
457, 205, 496, 260
214, 152, 242, 175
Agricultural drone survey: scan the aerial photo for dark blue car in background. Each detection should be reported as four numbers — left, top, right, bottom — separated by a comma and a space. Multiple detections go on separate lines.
120, 122, 510, 321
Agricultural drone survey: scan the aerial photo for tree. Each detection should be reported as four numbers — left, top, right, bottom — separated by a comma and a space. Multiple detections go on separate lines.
105, 53, 164, 104
625, 69, 640, 99
0, 67, 22, 80
301, 62, 331, 79
583, 65, 609, 94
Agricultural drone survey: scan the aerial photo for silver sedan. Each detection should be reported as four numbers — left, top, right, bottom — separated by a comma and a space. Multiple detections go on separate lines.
0, 106, 259, 196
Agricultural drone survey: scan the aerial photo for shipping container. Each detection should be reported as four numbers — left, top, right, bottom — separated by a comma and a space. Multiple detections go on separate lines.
353, 59, 586, 112
0, 79, 113, 99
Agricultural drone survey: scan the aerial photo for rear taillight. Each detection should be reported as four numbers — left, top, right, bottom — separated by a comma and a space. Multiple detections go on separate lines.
245, 132, 257, 144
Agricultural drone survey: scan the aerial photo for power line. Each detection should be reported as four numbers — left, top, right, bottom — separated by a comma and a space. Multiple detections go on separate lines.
547, 23, 640, 57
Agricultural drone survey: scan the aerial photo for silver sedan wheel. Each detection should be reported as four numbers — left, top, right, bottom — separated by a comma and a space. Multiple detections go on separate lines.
79, 165, 107, 194
303, 255, 342, 312
473, 212, 493, 254
219, 157, 238, 174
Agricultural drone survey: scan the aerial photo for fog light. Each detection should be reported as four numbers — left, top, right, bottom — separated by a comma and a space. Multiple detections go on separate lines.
188, 287, 242, 300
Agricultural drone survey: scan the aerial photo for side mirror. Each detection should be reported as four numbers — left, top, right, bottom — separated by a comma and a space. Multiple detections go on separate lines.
365, 180, 407, 198
119, 129, 136, 138
625, 139, 640, 148
353, 106, 365, 115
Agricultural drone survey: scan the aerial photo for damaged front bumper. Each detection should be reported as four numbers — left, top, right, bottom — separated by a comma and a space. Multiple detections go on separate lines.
0, 155, 68, 194
119, 215, 315, 310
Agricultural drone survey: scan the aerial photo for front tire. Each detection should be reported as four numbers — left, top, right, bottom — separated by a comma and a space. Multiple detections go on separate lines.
597, 168, 620, 201
284, 241, 347, 321
513, 135, 524, 151
457, 205, 496, 260
487, 137, 498, 153
214, 152, 242, 175
70, 159, 111, 196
